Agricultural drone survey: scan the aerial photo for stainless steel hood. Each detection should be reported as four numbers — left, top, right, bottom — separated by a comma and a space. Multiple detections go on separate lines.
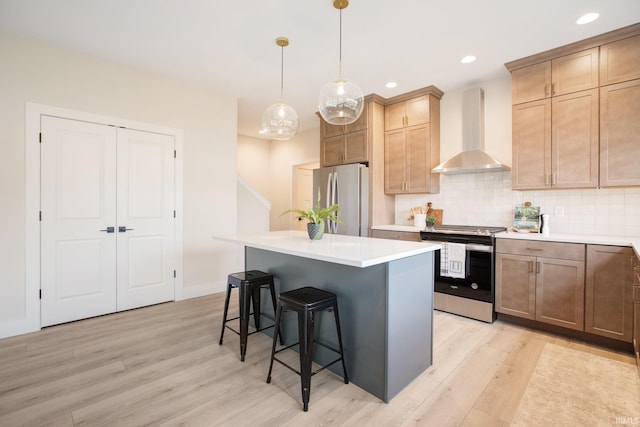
432, 88, 511, 174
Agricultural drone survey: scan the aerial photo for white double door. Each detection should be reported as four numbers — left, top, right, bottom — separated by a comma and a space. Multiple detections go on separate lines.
41, 116, 176, 327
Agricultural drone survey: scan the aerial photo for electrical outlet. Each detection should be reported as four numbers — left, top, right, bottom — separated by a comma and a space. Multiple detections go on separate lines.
554, 206, 565, 216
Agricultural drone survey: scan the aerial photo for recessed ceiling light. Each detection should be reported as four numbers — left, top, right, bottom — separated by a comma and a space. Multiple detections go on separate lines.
461, 55, 477, 64
385, 81, 397, 88
576, 12, 599, 25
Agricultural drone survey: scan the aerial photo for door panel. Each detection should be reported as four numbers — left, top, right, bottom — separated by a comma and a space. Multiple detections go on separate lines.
41, 116, 117, 326
116, 128, 175, 311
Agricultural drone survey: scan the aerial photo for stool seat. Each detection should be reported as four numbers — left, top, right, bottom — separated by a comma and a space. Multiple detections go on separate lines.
266, 286, 348, 411
219, 270, 281, 361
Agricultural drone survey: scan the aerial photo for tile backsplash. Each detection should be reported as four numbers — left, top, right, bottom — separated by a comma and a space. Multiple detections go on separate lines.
395, 171, 640, 237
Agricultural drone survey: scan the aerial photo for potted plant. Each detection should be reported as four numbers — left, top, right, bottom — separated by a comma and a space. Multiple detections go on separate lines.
281, 188, 341, 240
426, 216, 436, 228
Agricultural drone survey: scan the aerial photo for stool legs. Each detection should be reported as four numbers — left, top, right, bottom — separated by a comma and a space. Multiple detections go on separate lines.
332, 303, 349, 384
238, 280, 252, 362
266, 303, 283, 384
219, 283, 233, 345
219, 272, 279, 361
298, 308, 314, 411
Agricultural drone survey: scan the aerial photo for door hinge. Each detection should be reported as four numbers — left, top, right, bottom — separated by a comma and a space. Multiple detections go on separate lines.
173, 270, 176, 278
173, 210, 176, 218
174, 150, 177, 158
39, 289, 42, 299
39, 133, 42, 143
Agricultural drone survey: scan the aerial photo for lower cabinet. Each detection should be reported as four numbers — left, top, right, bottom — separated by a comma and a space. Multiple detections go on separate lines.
585, 245, 634, 342
370, 229, 421, 242
496, 239, 636, 344
496, 239, 585, 331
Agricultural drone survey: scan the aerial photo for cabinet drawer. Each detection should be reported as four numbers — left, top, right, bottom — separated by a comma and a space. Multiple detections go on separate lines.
496, 239, 584, 261
371, 229, 421, 242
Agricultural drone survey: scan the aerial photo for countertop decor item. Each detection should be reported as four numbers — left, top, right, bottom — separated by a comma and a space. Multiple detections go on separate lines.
281, 188, 341, 240
513, 202, 540, 232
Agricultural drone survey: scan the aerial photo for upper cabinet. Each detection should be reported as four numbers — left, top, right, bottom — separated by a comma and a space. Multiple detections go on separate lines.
511, 48, 599, 104
383, 88, 442, 195
600, 34, 640, 86
320, 101, 370, 167
506, 23, 640, 190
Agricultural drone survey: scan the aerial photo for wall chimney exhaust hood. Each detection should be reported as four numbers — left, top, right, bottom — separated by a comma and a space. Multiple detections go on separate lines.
432, 87, 511, 174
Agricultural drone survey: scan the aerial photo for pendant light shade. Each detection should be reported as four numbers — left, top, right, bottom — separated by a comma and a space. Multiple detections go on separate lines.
318, 0, 364, 125
261, 37, 299, 140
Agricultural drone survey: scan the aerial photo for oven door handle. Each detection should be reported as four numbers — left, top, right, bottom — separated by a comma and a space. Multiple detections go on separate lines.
463, 244, 493, 253
431, 241, 493, 253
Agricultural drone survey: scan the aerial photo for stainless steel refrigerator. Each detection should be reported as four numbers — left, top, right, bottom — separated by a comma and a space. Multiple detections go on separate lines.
313, 163, 369, 236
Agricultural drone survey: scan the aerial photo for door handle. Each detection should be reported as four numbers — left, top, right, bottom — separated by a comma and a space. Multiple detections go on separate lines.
99, 226, 115, 233
118, 226, 134, 233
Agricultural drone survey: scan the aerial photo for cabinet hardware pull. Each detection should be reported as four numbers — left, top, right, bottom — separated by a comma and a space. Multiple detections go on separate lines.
536, 261, 541, 274
545, 174, 550, 186
528, 261, 534, 273
552, 173, 556, 185
544, 84, 549, 97
526, 247, 543, 251
551, 82, 555, 95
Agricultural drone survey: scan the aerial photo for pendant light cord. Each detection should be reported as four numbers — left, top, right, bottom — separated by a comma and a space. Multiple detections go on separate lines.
338, 7, 343, 81
280, 44, 284, 104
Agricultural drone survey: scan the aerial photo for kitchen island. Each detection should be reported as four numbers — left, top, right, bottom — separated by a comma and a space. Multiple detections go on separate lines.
214, 230, 440, 402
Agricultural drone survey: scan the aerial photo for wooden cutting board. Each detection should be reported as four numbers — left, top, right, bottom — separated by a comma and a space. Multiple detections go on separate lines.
431, 209, 443, 225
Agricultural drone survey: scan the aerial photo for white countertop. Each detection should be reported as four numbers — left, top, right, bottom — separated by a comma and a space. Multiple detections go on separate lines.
372, 224, 640, 258
214, 230, 440, 268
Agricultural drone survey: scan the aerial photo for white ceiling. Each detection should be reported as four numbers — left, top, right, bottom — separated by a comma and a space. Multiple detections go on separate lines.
1, 1, 639, 139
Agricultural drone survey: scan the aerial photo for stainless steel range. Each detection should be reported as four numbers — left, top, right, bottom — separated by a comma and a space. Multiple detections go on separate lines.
420, 225, 506, 323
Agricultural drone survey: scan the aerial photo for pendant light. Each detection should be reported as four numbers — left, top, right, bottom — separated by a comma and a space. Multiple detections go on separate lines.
318, 0, 364, 125
261, 37, 299, 140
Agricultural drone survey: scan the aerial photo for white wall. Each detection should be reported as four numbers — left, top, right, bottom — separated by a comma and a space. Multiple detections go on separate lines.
267, 128, 320, 231
0, 33, 238, 337
396, 76, 640, 236
237, 128, 322, 232
237, 134, 271, 198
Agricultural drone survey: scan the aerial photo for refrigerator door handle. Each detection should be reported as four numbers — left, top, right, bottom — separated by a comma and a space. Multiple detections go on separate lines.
332, 171, 339, 233
326, 171, 333, 233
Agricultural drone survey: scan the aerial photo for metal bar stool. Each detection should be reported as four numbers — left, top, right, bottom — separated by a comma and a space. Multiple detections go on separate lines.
266, 286, 349, 411
219, 270, 281, 361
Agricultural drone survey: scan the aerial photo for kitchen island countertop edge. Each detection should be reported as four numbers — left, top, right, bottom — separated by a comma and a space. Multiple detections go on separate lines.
214, 230, 440, 268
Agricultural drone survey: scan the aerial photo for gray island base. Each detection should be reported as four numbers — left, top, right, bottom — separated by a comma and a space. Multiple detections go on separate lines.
220, 231, 438, 403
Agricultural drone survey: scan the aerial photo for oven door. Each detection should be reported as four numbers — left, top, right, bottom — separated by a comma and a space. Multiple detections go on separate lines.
434, 243, 494, 303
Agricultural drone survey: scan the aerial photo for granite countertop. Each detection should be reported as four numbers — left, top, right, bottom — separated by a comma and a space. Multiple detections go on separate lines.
214, 230, 441, 268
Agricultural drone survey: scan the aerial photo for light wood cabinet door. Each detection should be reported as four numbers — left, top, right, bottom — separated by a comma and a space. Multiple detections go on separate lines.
536, 256, 585, 331
321, 120, 343, 139
384, 128, 405, 193
344, 130, 368, 164
495, 253, 537, 320
585, 245, 634, 342
551, 88, 599, 189
405, 124, 430, 193
512, 61, 551, 104
384, 102, 406, 131
600, 34, 640, 86
370, 229, 421, 242
512, 99, 551, 190
345, 106, 368, 133
600, 79, 640, 187
322, 134, 346, 166
551, 48, 599, 96
405, 96, 429, 127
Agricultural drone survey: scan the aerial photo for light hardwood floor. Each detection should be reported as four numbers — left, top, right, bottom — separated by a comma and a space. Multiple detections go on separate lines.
0, 292, 637, 427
